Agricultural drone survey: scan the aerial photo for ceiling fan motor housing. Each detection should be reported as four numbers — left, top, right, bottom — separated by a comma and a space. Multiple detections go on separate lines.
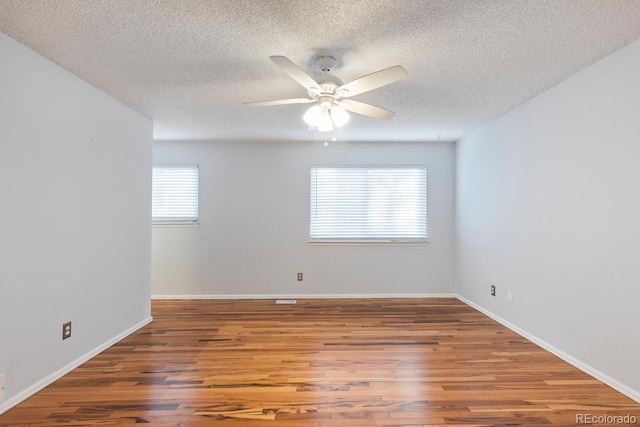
308, 78, 343, 99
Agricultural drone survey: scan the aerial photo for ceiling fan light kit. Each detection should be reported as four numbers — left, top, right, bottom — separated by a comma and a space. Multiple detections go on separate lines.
302, 98, 349, 131
245, 55, 407, 134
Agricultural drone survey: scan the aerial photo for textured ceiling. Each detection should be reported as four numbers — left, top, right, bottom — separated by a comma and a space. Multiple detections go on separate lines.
2, 1, 640, 143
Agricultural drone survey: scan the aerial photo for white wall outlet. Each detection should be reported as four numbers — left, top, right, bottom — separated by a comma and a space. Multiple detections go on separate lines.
507, 291, 513, 304
0, 373, 5, 404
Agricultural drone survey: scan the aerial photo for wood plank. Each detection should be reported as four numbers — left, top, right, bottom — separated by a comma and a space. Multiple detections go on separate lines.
0, 298, 638, 426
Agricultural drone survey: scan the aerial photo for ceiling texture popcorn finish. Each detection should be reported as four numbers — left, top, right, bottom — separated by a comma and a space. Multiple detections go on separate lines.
1, 0, 640, 142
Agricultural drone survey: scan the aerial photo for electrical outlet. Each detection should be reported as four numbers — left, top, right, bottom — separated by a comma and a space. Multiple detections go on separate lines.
62, 321, 72, 340
507, 291, 513, 304
490, 285, 496, 297
297, 272, 303, 281
0, 373, 5, 404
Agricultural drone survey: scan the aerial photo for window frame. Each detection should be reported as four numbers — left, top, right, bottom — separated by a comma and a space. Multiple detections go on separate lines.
309, 165, 428, 244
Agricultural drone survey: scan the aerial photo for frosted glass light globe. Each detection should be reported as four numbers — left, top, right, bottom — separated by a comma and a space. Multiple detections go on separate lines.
303, 105, 321, 126
330, 105, 349, 127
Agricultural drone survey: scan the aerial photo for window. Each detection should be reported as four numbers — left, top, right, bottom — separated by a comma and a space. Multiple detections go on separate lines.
152, 165, 199, 225
310, 166, 427, 243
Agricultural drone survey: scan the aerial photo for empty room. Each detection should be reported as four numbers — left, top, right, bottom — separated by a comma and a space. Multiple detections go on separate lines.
1, 1, 640, 425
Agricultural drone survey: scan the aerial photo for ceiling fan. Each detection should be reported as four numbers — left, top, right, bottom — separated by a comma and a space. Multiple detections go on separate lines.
245, 55, 407, 132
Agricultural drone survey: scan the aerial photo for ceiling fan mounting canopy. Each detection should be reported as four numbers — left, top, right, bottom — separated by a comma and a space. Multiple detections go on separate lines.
244, 55, 407, 132
315, 55, 337, 73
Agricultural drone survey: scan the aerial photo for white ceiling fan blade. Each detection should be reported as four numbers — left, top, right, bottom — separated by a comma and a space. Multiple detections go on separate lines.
243, 98, 315, 106
336, 100, 395, 120
270, 56, 320, 93
337, 65, 407, 98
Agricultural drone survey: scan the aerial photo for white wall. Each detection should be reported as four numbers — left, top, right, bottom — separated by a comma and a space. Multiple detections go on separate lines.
456, 38, 640, 400
153, 140, 455, 297
0, 32, 153, 411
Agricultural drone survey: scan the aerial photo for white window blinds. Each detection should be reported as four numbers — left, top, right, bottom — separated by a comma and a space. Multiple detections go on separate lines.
152, 165, 199, 224
310, 166, 427, 242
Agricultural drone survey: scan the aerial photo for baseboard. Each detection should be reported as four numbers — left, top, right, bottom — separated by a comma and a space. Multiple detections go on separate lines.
0, 316, 153, 415
456, 295, 640, 404
152, 293, 456, 300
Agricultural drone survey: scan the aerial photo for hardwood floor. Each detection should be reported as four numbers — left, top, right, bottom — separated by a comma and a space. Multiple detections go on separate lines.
1, 298, 639, 426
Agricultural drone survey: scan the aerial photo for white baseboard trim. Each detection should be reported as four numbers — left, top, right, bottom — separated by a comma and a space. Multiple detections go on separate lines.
152, 293, 456, 300
456, 295, 640, 404
0, 316, 153, 416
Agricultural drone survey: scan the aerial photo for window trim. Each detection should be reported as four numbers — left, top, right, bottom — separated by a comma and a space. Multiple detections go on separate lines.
309, 165, 428, 245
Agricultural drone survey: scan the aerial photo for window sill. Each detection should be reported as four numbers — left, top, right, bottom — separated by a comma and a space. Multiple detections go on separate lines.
152, 222, 200, 227
309, 239, 429, 245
